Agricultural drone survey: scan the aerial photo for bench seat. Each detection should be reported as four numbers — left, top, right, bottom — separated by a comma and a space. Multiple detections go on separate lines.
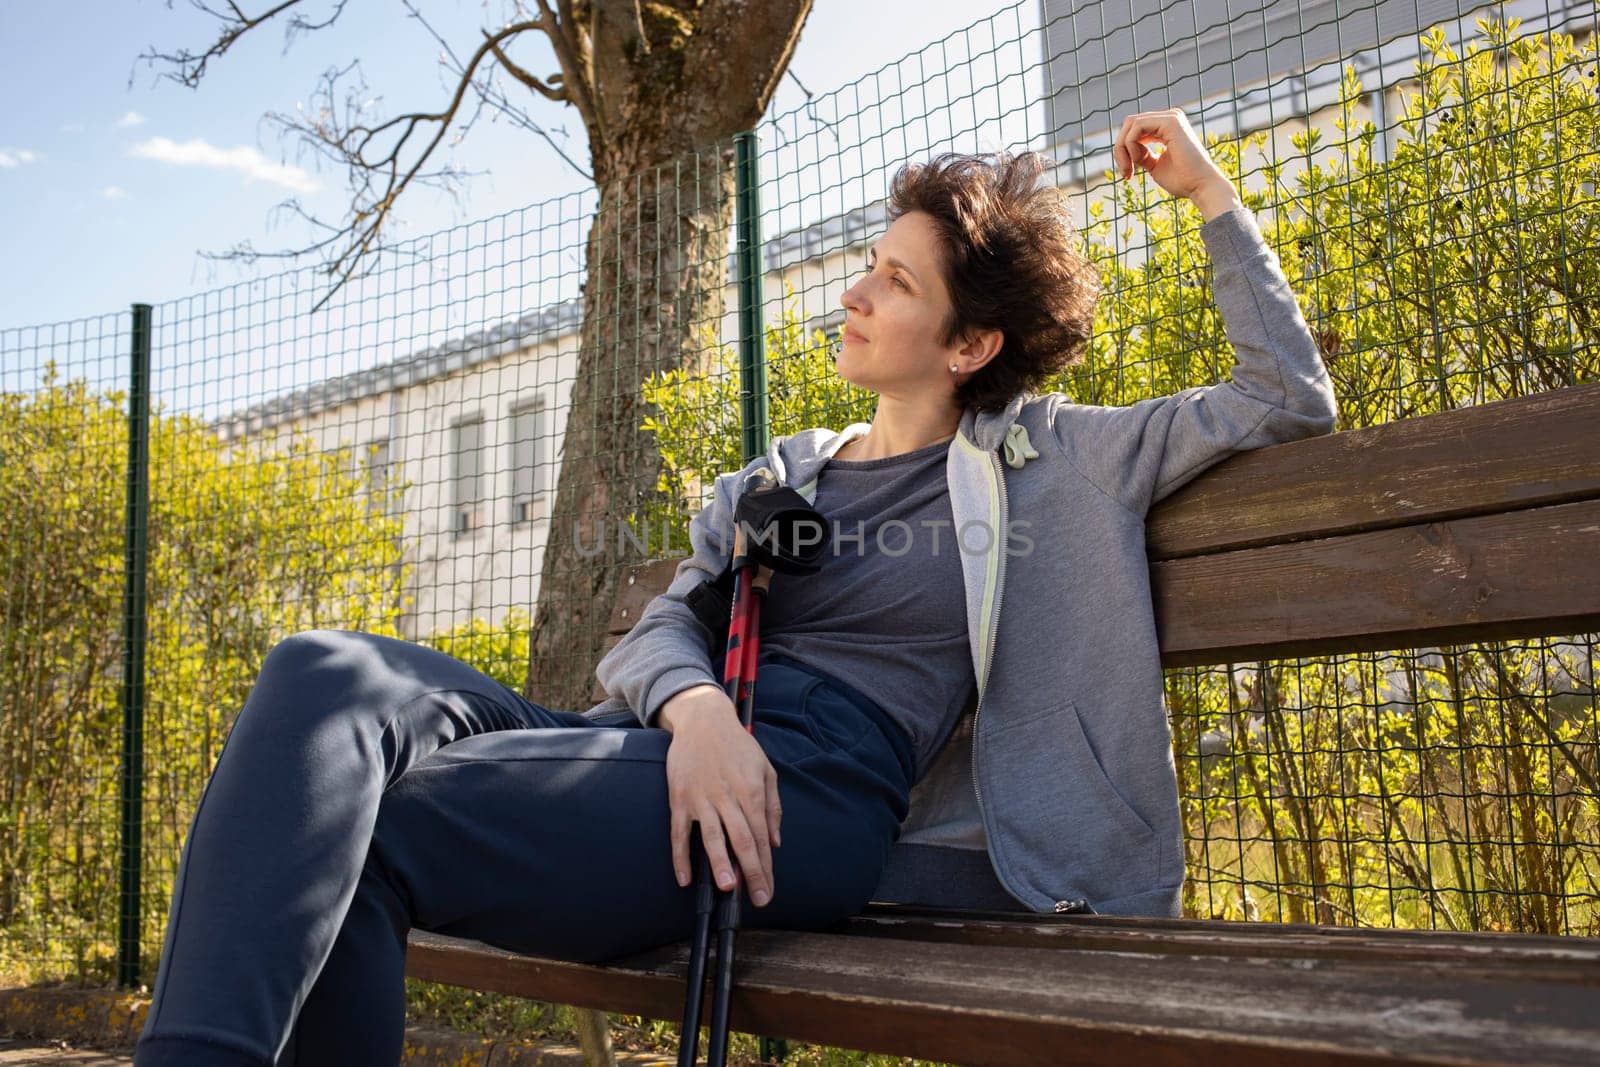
408, 909, 1600, 1066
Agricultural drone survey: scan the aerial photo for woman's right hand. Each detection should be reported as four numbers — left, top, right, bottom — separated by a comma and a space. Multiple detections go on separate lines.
659, 683, 781, 907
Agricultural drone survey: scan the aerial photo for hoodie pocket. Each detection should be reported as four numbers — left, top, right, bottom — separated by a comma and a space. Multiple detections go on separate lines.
1060, 701, 1156, 839
993, 700, 1157, 867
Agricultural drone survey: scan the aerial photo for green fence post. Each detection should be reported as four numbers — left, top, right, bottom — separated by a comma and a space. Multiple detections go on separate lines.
733, 131, 788, 1066
118, 303, 152, 989
734, 130, 771, 466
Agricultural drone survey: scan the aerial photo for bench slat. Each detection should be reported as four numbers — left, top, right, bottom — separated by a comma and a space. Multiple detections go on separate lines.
845, 906, 1600, 976
607, 558, 684, 635
599, 496, 1600, 677
406, 929, 1600, 1066
1147, 381, 1600, 559
1153, 497, 1600, 666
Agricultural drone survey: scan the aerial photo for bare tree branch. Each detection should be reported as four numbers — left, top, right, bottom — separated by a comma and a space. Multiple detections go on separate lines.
404, 2, 591, 181
138, 0, 809, 312
463, 68, 593, 181
133, 0, 349, 90
555, 0, 596, 90
140, 0, 599, 310
537, 0, 605, 145
486, 32, 569, 103
772, 66, 840, 151
287, 31, 510, 286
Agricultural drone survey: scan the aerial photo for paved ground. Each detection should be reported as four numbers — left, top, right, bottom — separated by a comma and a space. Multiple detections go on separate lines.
0, 1038, 131, 1066
0, 1035, 688, 1066
0, 986, 678, 1065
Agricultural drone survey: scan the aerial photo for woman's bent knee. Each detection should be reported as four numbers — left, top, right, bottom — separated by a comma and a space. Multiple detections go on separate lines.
242, 630, 395, 738
258, 629, 341, 685
263, 628, 360, 667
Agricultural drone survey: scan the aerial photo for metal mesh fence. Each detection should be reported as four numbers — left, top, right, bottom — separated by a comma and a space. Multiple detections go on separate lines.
0, 0, 1595, 997
0, 312, 137, 982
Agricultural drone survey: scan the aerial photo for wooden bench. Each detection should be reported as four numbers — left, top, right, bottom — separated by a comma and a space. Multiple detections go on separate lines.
407, 382, 1600, 1065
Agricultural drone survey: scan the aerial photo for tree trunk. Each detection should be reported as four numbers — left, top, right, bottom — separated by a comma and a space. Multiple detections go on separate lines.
519, 0, 809, 710
524, 141, 735, 711
516, 7, 809, 1056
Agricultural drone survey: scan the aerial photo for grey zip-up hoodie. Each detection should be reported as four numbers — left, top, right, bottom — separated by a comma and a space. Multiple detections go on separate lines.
584, 204, 1339, 916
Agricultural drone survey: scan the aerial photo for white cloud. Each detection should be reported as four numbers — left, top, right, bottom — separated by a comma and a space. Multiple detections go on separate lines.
116, 111, 147, 128
0, 148, 39, 168
102, 185, 128, 200
127, 136, 320, 195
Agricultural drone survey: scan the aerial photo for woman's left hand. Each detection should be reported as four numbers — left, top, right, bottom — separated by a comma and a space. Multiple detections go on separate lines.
1112, 108, 1233, 203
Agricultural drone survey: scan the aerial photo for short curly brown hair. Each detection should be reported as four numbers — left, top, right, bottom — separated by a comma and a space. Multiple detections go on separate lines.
887, 150, 1101, 412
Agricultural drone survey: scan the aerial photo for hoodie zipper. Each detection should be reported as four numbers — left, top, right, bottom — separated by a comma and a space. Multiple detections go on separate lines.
970, 446, 1018, 898
970, 438, 1093, 917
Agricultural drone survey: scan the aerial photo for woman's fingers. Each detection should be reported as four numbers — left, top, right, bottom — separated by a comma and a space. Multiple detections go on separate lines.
1116, 113, 1165, 178
1114, 108, 1189, 179
723, 786, 774, 905
694, 803, 739, 892
660, 701, 779, 905
766, 766, 782, 849
671, 804, 693, 887
739, 779, 775, 905
690, 783, 775, 905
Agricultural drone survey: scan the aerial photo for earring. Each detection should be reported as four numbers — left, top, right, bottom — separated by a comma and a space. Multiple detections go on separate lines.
949, 364, 958, 372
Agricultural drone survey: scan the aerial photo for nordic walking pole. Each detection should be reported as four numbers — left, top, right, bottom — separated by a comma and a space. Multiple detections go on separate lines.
679, 468, 827, 1065
680, 525, 760, 1067
679, 818, 716, 1067
707, 559, 771, 1067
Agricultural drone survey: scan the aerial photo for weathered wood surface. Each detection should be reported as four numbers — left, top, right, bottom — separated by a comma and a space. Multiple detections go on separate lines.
407, 925, 1600, 1066
606, 557, 684, 634
1144, 380, 1600, 558
590, 558, 685, 702
1147, 382, 1600, 664
847, 905, 1600, 977
1151, 497, 1600, 665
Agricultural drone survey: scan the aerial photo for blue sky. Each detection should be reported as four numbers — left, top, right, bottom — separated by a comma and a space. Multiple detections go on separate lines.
1, 0, 1040, 329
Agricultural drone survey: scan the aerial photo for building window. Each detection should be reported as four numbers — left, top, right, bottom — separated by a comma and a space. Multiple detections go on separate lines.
451, 415, 485, 536
362, 438, 392, 514
509, 395, 547, 525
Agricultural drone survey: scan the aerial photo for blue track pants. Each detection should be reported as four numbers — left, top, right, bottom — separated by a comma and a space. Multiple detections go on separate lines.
132, 629, 914, 1066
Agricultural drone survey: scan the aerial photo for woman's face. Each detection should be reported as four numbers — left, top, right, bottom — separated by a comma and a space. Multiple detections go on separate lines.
836, 210, 967, 399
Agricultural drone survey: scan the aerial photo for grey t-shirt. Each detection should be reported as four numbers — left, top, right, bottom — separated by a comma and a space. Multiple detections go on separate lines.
759, 436, 977, 784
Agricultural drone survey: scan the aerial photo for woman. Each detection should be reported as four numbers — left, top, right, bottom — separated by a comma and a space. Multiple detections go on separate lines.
135, 110, 1337, 1066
